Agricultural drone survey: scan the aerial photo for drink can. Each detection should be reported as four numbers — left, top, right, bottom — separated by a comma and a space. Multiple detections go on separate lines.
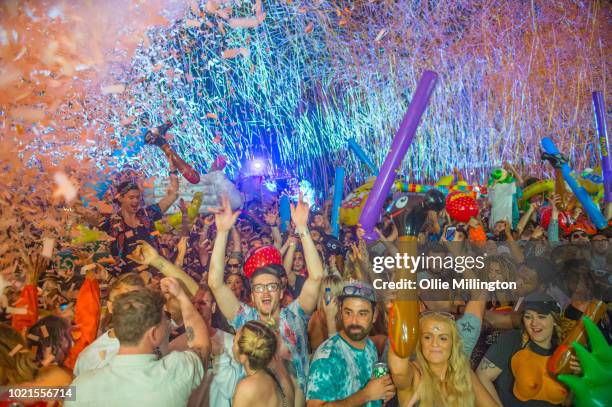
324, 287, 332, 305
373, 362, 389, 378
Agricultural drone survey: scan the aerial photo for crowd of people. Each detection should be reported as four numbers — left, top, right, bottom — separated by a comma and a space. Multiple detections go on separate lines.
1, 158, 611, 407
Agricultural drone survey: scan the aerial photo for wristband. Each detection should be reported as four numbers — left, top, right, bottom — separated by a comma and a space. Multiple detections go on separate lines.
295, 228, 310, 238
169, 169, 179, 176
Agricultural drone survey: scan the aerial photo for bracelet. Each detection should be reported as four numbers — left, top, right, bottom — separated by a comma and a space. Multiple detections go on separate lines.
169, 169, 179, 176
295, 228, 310, 238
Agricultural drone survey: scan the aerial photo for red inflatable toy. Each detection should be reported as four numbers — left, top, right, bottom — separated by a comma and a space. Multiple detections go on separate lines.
243, 246, 283, 278
445, 191, 478, 223
539, 206, 573, 236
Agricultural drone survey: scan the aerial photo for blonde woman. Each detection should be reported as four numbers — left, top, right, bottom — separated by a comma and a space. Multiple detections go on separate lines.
232, 320, 294, 407
307, 275, 343, 352
389, 312, 499, 407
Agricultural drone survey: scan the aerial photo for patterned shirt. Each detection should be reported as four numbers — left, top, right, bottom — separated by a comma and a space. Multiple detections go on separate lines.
230, 300, 310, 393
100, 204, 163, 273
307, 334, 381, 407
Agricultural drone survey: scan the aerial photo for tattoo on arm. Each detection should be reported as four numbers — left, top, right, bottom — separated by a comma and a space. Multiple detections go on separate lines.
185, 326, 207, 365
479, 358, 497, 370
185, 326, 195, 344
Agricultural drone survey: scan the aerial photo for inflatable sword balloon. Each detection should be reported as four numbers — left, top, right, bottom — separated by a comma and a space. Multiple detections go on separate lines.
359, 71, 438, 359
592, 91, 611, 204
330, 167, 345, 237
358, 71, 438, 240
347, 138, 379, 175
541, 137, 607, 229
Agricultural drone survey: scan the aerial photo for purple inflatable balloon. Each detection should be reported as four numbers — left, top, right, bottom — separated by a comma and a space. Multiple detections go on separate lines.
358, 71, 438, 240
593, 91, 611, 203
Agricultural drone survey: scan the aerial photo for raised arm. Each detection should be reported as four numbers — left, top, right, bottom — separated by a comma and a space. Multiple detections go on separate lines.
174, 201, 190, 267
283, 235, 298, 287
388, 348, 417, 396
374, 226, 399, 257
515, 202, 538, 236
463, 267, 487, 323
129, 241, 199, 296
292, 194, 324, 314
503, 220, 524, 264
547, 194, 561, 244
208, 196, 241, 321
471, 370, 501, 407
161, 277, 210, 367
264, 208, 283, 249
230, 226, 242, 255
157, 165, 179, 213
504, 162, 524, 185
476, 358, 503, 407
174, 237, 188, 267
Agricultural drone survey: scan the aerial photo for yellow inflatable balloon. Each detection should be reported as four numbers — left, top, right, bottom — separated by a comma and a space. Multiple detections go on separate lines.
578, 167, 604, 202
519, 179, 554, 207
435, 174, 454, 187
71, 225, 111, 245
154, 192, 203, 233
339, 178, 376, 226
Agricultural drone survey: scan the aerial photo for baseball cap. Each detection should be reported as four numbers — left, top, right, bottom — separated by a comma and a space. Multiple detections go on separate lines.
337, 281, 377, 304
523, 292, 560, 315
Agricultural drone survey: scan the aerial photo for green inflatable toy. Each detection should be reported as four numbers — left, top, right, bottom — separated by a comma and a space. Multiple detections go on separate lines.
557, 316, 612, 407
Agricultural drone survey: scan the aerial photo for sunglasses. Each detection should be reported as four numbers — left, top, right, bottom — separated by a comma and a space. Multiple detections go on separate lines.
227, 263, 240, 269
419, 310, 456, 321
593, 269, 609, 278
342, 285, 374, 298
252, 283, 280, 293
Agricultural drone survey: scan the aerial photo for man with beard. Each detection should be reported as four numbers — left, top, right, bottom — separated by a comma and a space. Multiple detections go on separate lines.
306, 281, 396, 407
209, 194, 324, 407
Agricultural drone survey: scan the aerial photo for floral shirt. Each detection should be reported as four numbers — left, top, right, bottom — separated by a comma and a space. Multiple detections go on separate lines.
230, 300, 310, 393
307, 334, 380, 406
